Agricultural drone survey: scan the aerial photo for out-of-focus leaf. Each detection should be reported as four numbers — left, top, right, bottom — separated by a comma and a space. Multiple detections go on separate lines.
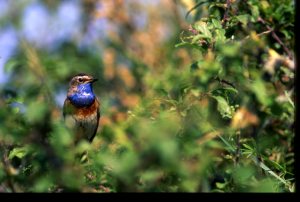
25, 101, 48, 124
4, 59, 20, 73
231, 107, 259, 129
220, 43, 240, 57
232, 166, 255, 185
140, 170, 163, 186
215, 29, 226, 43
236, 14, 250, 26
250, 79, 271, 106
212, 95, 232, 118
8, 146, 30, 159
250, 179, 278, 192
32, 176, 53, 192
194, 22, 212, 39
211, 19, 222, 29
250, 5, 260, 21
175, 42, 190, 48
191, 34, 210, 44
216, 182, 227, 189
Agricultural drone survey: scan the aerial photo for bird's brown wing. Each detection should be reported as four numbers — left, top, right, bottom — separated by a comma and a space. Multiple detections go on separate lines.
63, 98, 74, 118
63, 99, 67, 118
88, 98, 100, 143
63, 98, 78, 138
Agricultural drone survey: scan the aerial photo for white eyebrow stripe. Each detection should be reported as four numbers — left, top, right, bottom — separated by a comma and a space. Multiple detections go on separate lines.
77, 76, 91, 81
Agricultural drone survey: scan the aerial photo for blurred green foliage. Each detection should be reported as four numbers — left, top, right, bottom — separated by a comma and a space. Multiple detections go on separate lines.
0, 0, 294, 192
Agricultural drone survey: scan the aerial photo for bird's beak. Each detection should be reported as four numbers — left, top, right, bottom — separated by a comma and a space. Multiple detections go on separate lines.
89, 78, 98, 83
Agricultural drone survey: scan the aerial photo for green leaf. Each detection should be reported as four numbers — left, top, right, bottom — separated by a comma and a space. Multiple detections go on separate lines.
232, 166, 255, 185
251, 157, 289, 187
251, 179, 278, 192
175, 42, 205, 52
215, 29, 226, 43
212, 95, 232, 118
284, 91, 295, 109
191, 35, 202, 44
216, 182, 227, 189
191, 34, 210, 44
25, 101, 48, 124
175, 42, 190, 48
236, 14, 250, 26
218, 135, 236, 153
212, 87, 238, 96
194, 22, 212, 39
155, 88, 169, 96
211, 19, 222, 29
242, 143, 253, 151
8, 146, 30, 159
220, 43, 240, 57
140, 170, 163, 185
250, 79, 271, 106
250, 5, 260, 21
32, 176, 53, 192
223, 87, 238, 94
4, 59, 20, 73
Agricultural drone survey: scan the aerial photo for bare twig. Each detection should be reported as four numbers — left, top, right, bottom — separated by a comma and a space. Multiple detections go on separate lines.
215, 77, 236, 88
235, 130, 241, 166
172, 0, 189, 30
242, 30, 272, 42
185, 1, 209, 20
0, 142, 16, 192
197, 130, 221, 145
258, 17, 293, 59
222, 0, 232, 27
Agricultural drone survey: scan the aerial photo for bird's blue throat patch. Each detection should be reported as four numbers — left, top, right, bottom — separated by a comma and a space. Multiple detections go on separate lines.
68, 83, 96, 107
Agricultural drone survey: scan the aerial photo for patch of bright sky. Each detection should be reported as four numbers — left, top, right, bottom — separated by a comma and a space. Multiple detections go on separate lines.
0, 26, 18, 84
127, 0, 160, 6
21, 0, 82, 51
130, 9, 148, 30
0, 0, 9, 19
79, 17, 109, 50
0, 0, 163, 84
21, 2, 52, 49
53, 0, 82, 47
79, 1, 112, 50
55, 89, 67, 108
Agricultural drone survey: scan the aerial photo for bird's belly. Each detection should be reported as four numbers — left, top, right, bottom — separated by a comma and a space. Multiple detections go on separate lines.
64, 109, 98, 143
64, 98, 100, 143
73, 111, 98, 141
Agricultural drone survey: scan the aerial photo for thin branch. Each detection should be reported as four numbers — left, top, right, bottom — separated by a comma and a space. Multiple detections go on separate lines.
242, 30, 272, 42
197, 130, 221, 145
215, 77, 236, 88
172, 0, 189, 30
235, 130, 241, 166
222, 0, 232, 27
258, 17, 293, 59
185, 1, 209, 20
0, 142, 16, 192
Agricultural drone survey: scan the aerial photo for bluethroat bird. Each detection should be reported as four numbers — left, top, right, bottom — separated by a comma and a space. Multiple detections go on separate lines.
63, 73, 100, 144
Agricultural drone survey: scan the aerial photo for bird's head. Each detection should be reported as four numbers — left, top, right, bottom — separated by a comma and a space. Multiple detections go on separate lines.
67, 73, 98, 107
70, 73, 98, 87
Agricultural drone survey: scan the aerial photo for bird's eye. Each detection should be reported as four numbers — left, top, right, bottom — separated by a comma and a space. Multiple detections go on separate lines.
78, 78, 83, 82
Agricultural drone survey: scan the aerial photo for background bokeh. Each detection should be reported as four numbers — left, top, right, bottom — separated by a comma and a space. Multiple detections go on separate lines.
0, 0, 295, 192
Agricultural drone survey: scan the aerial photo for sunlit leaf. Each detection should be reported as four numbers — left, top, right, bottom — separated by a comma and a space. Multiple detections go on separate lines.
212, 95, 232, 118
8, 146, 30, 159
194, 22, 212, 39
236, 14, 250, 26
